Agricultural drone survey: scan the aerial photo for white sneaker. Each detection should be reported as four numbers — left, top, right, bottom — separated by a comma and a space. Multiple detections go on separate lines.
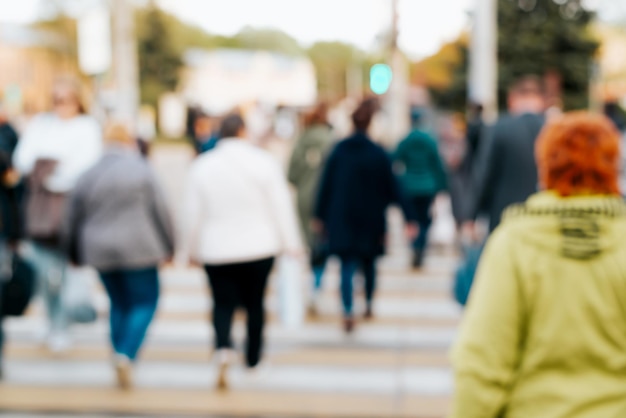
114, 354, 133, 390
47, 333, 71, 354
215, 349, 235, 391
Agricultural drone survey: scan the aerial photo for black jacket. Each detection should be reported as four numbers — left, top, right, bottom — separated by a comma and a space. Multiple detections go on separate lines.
315, 132, 414, 258
0, 122, 23, 241
471, 113, 545, 232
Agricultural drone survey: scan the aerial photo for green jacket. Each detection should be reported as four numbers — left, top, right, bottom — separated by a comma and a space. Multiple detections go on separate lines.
393, 130, 447, 197
451, 192, 626, 418
287, 124, 333, 246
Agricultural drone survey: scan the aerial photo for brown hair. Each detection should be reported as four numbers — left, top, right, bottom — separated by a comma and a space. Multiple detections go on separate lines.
509, 75, 545, 97
352, 97, 380, 132
304, 102, 328, 128
536, 111, 621, 197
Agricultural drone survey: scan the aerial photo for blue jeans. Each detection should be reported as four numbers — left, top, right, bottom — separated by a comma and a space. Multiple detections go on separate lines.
340, 257, 376, 316
99, 267, 159, 361
28, 244, 67, 334
412, 195, 436, 252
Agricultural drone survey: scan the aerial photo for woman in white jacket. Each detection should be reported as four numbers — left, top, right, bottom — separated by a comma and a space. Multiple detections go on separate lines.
182, 114, 302, 389
13, 77, 102, 351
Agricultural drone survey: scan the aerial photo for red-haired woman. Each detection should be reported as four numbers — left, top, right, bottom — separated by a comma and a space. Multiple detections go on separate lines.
451, 112, 626, 418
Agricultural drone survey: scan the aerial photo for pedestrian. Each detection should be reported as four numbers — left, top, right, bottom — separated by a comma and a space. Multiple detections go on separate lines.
393, 111, 448, 268
314, 98, 417, 333
193, 113, 220, 155
467, 76, 546, 234
451, 112, 626, 418
13, 77, 103, 352
180, 113, 302, 390
287, 102, 334, 315
64, 123, 175, 389
0, 102, 24, 379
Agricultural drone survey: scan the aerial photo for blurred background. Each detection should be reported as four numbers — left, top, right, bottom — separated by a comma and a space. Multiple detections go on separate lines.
1, 0, 626, 417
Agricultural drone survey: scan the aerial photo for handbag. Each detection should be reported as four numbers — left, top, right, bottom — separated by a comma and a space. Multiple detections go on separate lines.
277, 256, 305, 329
64, 266, 98, 324
453, 244, 484, 307
1, 253, 36, 317
25, 159, 67, 244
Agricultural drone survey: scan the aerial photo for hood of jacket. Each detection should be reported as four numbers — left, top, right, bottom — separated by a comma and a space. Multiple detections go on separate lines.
501, 191, 626, 260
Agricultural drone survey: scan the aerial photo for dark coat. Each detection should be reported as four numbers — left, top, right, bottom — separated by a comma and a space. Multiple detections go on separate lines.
0, 122, 23, 241
471, 113, 545, 232
315, 132, 413, 258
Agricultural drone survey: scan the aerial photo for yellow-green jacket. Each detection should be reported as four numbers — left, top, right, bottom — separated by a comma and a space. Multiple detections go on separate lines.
451, 192, 626, 418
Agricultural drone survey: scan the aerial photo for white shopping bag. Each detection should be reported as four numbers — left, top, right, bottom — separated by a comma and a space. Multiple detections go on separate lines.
63, 266, 98, 324
277, 256, 304, 329
430, 195, 457, 246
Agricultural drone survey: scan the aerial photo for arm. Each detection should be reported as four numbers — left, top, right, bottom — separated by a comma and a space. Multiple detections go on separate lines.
13, 117, 42, 177
287, 135, 307, 187
313, 147, 338, 225
146, 168, 176, 258
267, 161, 303, 254
176, 166, 204, 266
429, 137, 449, 193
450, 229, 524, 418
385, 154, 416, 223
470, 125, 501, 220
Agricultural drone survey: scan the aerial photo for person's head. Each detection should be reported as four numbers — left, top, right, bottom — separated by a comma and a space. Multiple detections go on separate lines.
219, 113, 247, 139
536, 111, 621, 197
52, 77, 86, 120
468, 102, 483, 119
304, 102, 328, 128
508, 76, 545, 115
352, 97, 380, 132
194, 114, 214, 140
104, 122, 137, 151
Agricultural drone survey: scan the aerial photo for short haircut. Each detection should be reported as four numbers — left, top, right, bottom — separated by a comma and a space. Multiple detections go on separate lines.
536, 111, 620, 197
219, 113, 245, 138
304, 102, 328, 127
352, 97, 380, 132
509, 75, 545, 97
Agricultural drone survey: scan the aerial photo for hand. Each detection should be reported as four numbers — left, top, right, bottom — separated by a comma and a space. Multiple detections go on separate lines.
461, 221, 477, 242
3, 168, 20, 187
310, 219, 324, 235
405, 223, 419, 241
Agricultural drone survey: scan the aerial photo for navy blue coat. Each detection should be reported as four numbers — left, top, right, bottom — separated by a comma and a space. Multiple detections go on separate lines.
315, 132, 413, 258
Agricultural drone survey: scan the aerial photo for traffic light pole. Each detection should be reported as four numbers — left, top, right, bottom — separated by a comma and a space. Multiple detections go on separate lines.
384, 0, 410, 145
469, 0, 498, 122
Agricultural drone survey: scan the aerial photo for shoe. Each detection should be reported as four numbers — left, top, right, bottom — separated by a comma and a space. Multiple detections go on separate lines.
114, 355, 133, 390
215, 349, 234, 391
412, 250, 424, 269
343, 316, 355, 334
47, 333, 71, 354
364, 306, 374, 321
307, 293, 321, 318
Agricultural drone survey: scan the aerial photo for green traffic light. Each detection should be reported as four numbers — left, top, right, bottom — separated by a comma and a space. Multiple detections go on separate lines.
370, 64, 393, 95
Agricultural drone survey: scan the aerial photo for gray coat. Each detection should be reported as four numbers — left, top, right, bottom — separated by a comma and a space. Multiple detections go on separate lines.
471, 113, 545, 232
64, 148, 175, 272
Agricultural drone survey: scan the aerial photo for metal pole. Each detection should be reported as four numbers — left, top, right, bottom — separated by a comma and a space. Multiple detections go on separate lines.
469, 0, 498, 123
112, 0, 140, 129
385, 0, 410, 145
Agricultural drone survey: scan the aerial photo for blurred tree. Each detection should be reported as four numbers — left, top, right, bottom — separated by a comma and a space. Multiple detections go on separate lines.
234, 27, 303, 56
498, 0, 599, 110
136, 4, 183, 107
307, 42, 374, 101
413, 36, 469, 113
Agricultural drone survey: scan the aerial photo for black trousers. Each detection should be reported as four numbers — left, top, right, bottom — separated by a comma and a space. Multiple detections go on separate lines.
205, 257, 274, 368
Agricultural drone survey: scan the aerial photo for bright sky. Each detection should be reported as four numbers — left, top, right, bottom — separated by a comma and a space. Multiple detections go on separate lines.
0, 0, 616, 58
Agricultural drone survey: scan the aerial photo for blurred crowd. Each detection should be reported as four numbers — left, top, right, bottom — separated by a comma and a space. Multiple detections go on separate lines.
1, 73, 626, 418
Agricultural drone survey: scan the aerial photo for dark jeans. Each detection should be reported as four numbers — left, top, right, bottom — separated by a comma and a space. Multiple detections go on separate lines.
340, 257, 376, 316
205, 257, 274, 368
99, 267, 160, 361
412, 195, 436, 252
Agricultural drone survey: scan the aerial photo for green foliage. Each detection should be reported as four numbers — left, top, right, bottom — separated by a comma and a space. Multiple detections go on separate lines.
136, 5, 183, 107
307, 41, 374, 100
498, 0, 599, 110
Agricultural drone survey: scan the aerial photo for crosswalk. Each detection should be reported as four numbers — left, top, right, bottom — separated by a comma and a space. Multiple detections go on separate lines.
0, 145, 463, 417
